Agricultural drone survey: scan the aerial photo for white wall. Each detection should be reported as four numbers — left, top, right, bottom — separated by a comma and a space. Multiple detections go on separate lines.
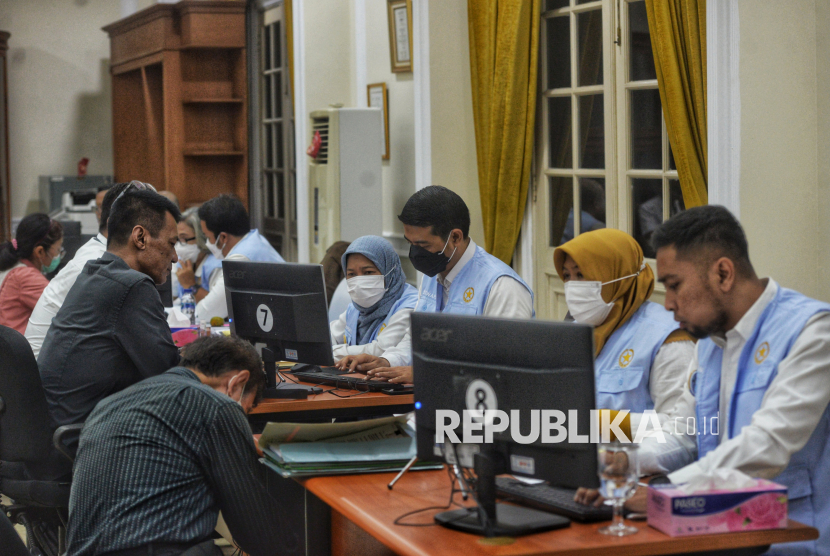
0, 0, 152, 217
738, 0, 828, 300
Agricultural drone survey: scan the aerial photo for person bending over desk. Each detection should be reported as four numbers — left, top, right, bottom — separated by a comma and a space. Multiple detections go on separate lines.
338, 185, 534, 383
67, 336, 285, 556
576, 206, 830, 556
195, 194, 284, 321
330, 235, 419, 361
38, 188, 181, 432
26, 181, 147, 358
554, 228, 694, 433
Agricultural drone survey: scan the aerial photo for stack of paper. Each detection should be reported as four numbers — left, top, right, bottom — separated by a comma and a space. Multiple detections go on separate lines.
258, 415, 442, 478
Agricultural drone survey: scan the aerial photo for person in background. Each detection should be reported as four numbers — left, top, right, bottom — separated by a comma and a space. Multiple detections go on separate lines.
94, 184, 112, 224
170, 206, 222, 304
330, 236, 419, 362
321, 240, 351, 304
338, 185, 534, 383
67, 336, 286, 556
26, 181, 146, 357
38, 188, 181, 432
0, 214, 63, 334
553, 228, 694, 434
158, 189, 180, 211
195, 194, 284, 321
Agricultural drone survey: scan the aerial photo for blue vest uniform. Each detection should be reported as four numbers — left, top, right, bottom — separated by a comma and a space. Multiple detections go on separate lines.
595, 301, 679, 413
694, 286, 830, 556
415, 245, 534, 316
343, 283, 419, 345
230, 229, 285, 263
199, 254, 222, 292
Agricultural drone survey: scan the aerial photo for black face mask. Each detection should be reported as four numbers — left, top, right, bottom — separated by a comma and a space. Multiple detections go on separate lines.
408, 236, 456, 277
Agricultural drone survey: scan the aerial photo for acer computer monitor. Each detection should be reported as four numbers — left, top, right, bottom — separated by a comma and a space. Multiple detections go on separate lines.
412, 313, 597, 537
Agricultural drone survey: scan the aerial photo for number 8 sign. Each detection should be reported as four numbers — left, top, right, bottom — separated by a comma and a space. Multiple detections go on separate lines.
465, 378, 498, 424
256, 304, 274, 332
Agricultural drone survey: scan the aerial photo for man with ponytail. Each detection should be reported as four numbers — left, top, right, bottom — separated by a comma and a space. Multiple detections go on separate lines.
0, 213, 64, 334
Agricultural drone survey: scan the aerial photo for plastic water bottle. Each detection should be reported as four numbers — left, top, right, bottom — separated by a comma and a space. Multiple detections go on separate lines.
181, 288, 196, 326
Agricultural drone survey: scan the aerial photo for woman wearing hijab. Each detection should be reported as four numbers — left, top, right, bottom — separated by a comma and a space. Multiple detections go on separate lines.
0, 214, 64, 334
330, 235, 419, 361
553, 228, 694, 433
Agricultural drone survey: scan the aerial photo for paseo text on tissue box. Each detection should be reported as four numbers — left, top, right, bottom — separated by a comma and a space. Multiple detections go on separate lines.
647, 480, 787, 537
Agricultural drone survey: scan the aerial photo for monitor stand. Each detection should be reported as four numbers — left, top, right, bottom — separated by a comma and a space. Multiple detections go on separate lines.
434, 448, 570, 537
261, 348, 323, 399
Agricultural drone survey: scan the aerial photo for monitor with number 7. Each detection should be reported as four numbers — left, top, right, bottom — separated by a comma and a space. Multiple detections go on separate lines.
223, 260, 335, 370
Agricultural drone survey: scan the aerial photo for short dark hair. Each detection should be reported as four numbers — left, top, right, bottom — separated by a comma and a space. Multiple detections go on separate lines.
0, 214, 63, 271
397, 185, 470, 240
179, 336, 266, 405
652, 205, 754, 275
99, 182, 134, 234
107, 189, 182, 248
198, 195, 250, 237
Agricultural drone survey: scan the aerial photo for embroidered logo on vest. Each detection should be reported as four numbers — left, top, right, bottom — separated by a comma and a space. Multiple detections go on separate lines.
619, 349, 634, 368
754, 341, 770, 364
379, 323, 387, 334
463, 287, 475, 303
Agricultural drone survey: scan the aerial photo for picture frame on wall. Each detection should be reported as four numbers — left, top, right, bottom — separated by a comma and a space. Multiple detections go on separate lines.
367, 83, 390, 160
387, 0, 412, 73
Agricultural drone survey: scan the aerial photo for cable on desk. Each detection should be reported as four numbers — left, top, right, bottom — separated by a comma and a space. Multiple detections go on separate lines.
392, 464, 469, 527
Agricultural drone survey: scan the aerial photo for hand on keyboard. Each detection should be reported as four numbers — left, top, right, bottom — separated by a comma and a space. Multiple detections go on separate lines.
366, 366, 413, 384
574, 487, 604, 507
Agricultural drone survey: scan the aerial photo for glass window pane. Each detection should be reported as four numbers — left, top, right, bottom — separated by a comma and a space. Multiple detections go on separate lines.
632, 178, 663, 257
274, 21, 282, 67
264, 124, 273, 168
579, 178, 606, 235
546, 0, 569, 11
277, 172, 285, 218
275, 122, 283, 169
263, 25, 272, 70
263, 72, 272, 120
577, 0, 598, 3
547, 16, 571, 90
669, 179, 685, 217
630, 88, 662, 169
628, 1, 656, 81
273, 73, 282, 118
549, 176, 574, 246
577, 9, 603, 86
265, 172, 275, 218
548, 96, 572, 169
578, 94, 604, 168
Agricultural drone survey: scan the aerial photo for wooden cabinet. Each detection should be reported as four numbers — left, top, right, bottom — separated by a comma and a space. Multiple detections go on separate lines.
103, 1, 248, 208
0, 31, 9, 241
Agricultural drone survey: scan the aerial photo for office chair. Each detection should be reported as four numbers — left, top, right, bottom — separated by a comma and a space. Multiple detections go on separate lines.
0, 325, 81, 556
1, 509, 30, 556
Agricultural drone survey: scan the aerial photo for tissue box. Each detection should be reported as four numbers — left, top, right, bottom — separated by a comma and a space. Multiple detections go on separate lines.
648, 480, 787, 537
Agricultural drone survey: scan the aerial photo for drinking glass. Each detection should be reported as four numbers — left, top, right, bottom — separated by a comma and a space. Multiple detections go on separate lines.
597, 442, 639, 536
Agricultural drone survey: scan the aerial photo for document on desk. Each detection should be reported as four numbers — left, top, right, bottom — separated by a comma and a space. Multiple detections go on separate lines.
257, 415, 408, 448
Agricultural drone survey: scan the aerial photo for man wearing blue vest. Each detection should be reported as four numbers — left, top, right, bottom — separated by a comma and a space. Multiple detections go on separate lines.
338, 185, 534, 383
195, 195, 284, 320
621, 206, 830, 556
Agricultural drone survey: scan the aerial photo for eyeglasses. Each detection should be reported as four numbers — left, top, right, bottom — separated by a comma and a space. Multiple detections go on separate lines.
177, 236, 197, 245
111, 180, 158, 208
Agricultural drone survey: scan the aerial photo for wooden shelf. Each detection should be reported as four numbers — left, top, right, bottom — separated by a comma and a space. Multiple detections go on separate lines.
182, 98, 244, 104
183, 150, 244, 156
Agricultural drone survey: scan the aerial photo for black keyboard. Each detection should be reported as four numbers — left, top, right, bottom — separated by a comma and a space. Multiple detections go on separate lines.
495, 477, 613, 523
290, 367, 412, 393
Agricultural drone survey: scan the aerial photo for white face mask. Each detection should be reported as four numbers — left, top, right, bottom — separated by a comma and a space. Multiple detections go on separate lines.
206, 236, 224, 261
229, 374, 246, 407
175, 243, 200, 263
563, 263, 646, 326
346, 269, 392, 309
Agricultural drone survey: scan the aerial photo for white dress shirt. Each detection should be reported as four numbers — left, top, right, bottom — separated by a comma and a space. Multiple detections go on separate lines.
330, 306, 415, 361
380, 239, 534, 367
25, 233, 107, 358
638, 279, 830, 484
194, 251, 246, 321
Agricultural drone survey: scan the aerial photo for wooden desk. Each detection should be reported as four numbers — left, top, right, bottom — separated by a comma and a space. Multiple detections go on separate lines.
298, 469, 818, 556
248, 373, 414, 424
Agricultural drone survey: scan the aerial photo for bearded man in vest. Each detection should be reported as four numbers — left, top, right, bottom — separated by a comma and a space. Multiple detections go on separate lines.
579, 205, 830, 556
336, 185, 534, 383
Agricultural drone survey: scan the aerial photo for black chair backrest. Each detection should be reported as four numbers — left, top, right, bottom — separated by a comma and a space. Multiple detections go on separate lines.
0, 325, 54, 463
0, 510, 30, 556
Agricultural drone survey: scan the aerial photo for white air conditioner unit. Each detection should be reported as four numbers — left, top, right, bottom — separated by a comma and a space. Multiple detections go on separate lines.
307, 107, 383, 263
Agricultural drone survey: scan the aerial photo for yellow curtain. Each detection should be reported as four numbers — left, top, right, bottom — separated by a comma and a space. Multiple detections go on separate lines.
285, 0, 294, 97
645, 0, 708, 207
468, 0, 541, 264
